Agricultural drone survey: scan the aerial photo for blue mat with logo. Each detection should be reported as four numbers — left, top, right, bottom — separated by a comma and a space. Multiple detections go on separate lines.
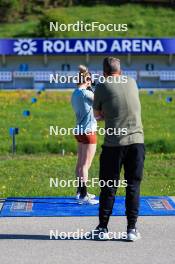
0, 196, 175, 217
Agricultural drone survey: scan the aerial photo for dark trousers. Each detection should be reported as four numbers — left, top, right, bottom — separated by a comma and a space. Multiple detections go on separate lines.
99, 143, 145, 230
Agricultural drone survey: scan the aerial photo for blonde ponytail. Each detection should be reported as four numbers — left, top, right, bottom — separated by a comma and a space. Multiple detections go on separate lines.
78, 65, 91, 85
78, 65, 88, 73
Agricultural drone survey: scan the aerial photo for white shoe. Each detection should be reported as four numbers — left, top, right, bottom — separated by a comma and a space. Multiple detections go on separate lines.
76, 193, 80, 200
78, 195, 99, 205
76, 192, 96, 200
127, 228, 141, 241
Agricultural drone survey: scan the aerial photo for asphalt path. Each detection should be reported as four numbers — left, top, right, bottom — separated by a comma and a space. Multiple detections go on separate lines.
0, 216, 174, 264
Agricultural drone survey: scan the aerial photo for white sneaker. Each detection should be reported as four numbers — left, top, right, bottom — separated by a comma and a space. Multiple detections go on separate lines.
78, 195, 99, 205
76, 193, 80, 200
127, 228, 141, 241
76, 192, 96, 200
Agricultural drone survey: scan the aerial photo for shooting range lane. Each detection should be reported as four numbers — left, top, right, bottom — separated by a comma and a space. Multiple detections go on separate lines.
0, 196, 175, 217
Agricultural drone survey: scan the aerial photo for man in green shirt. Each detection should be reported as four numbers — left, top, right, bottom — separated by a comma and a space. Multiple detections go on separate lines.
92, 57, 145, 241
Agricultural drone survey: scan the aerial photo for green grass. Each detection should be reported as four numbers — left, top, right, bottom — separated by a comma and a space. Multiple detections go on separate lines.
0, 4, 175, 37
0, 153, 175, 198
0, 90, 175, 197
0, 19, 39, 38
0, 90, 175, 155
140, 92, 175, 153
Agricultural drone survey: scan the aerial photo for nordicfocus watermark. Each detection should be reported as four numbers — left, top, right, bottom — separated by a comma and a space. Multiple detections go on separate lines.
49, 126, 128, 137
50, 73, 128, 84
50, 228, 127, 240
50, 178, 127, 189
50, 21, 128, 32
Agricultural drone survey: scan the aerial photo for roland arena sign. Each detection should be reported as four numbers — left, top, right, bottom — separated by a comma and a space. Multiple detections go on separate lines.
0, 38, 175, 55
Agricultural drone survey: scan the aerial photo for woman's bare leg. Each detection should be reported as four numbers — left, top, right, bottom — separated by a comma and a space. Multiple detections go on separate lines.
76, 143, 83, 178
79, 143, 97, 183
75, 142, 83, 193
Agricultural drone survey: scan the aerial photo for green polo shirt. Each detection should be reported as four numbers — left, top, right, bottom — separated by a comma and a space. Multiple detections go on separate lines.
93, 76, 144, 146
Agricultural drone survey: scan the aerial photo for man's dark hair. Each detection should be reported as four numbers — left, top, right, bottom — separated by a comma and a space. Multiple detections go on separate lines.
103, 57, 121, 75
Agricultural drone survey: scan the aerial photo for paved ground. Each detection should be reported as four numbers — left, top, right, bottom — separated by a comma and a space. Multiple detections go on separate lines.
0, 216, 174, 264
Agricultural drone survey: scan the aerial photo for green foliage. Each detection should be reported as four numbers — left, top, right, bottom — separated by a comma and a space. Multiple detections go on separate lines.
0, 19, 39, 37
37, 9, 72, 37
0, 0, 21, 22
0, 4, 175, 37
37, 4, 175, 37
0, 0, 35, 22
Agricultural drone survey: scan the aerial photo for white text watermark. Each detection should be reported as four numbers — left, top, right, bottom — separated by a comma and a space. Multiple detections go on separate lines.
50, 21, 128, 32
50, 228, 127, 240
50, 178, 127, 188
50, 73, 128, 84
49, 126, 128, 136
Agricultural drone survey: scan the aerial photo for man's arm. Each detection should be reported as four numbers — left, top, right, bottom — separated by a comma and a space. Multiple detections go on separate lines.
94, 110, 104, 121
93, 84, 104, 121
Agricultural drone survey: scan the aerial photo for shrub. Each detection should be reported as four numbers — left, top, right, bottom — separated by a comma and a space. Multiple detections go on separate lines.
37, 9, 72, 37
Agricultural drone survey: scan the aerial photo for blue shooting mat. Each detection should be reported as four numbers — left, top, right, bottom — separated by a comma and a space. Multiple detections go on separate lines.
0, 196, 175, 217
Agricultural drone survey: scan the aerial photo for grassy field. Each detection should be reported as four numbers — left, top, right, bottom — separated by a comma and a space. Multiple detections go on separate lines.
0, 153, 175, 198
0, 4, 175, 37
0, 90, 175, 155
0, 90, 175, 198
